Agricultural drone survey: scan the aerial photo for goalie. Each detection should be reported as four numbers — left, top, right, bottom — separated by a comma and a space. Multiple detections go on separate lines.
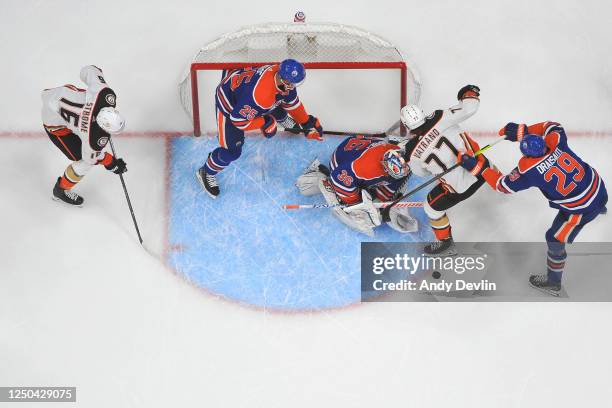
295, 135, 418, 236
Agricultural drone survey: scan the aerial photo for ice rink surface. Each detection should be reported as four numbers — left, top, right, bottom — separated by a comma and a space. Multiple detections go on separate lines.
2, 133, 611, 407
2, 0, 612, 406
168, 135, 431, 310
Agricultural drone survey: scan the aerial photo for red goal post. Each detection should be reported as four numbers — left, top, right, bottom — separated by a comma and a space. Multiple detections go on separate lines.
179, 22, 421, 137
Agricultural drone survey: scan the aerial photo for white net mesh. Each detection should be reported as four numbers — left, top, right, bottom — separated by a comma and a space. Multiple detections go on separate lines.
179, 22, 422, 134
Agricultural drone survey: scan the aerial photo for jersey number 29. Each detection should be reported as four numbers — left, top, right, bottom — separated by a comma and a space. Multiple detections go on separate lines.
544, 152, 585, 196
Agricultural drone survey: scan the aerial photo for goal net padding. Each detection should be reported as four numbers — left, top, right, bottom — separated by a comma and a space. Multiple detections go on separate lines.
178, 23, 422, 136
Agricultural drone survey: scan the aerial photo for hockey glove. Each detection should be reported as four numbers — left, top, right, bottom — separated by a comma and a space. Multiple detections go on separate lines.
303, 115, 323, 141
499, 122, 527, 142
457, 84, 480, 100
261, 115, 277, 138
458, 152, 489, 177
105, 157, 127, 174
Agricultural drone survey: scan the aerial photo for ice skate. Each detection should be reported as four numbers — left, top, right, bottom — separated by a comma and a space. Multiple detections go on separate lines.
529, 274, 561, 297
424, 238, 457, 256
52, 177, 84, 207
196, 167, 220, 198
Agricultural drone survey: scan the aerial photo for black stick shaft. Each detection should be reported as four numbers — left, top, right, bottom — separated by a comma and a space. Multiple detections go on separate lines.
109, 138, 144, 244
283, 127, 386, 138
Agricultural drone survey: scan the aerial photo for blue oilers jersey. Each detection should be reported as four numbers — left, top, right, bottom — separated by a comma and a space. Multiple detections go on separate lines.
215, 65, 306, 131
492, 122, 607, 214
329, 136, 408, 204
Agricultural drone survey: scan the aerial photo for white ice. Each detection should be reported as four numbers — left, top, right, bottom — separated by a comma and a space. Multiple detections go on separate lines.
2, 0, 612, 407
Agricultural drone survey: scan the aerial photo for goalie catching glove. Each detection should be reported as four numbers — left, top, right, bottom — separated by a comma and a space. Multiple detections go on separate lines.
296, 159, 329, 196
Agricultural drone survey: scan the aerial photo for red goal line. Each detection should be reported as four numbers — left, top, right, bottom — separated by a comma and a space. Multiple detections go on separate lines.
1, 130, 611, 139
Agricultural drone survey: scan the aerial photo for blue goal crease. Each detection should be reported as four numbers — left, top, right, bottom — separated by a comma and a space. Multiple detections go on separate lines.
167, 135, 434, 310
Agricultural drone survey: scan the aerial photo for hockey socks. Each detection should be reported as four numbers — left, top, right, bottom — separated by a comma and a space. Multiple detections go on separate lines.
546, 246, 567, 284
204, 148, 241, 175
430, 214, 452, 241
59, 164, 84, 190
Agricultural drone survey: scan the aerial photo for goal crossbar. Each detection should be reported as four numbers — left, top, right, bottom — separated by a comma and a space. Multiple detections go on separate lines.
189, 61, 408, 136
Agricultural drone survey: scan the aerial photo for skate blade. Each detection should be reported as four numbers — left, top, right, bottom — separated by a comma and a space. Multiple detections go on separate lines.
195, 170, 218, 199
424, 249, 458, 257
529, 282, 561, 297
51, 196, 83, 208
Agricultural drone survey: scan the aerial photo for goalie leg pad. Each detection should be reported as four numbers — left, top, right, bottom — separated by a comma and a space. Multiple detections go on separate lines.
387, 206, 419, 233
343, 190, 382, 227
318, 179, 377, 236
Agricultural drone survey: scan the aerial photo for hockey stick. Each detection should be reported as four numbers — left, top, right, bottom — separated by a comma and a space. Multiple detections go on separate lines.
282, 126, 387, 138
382, 137, 505, 218
109, 138, 144, 245
283, 201, 423, 210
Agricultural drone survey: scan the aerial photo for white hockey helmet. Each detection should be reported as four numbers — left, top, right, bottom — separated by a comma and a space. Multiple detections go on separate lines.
96, 107, 125, 134
400, 105, 426, 130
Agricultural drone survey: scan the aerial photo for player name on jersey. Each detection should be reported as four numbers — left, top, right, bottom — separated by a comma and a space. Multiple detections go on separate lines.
412, 128, 441, 160
535, 147, 563, 175
80, 102, 94, 134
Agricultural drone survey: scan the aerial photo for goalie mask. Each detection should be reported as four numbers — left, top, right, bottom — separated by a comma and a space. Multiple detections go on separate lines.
96, 107, 125, 134
382, 149, 409, 179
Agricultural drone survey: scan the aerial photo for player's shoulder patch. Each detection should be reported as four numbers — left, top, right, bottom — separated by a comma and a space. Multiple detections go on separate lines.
508, 168, 521, 181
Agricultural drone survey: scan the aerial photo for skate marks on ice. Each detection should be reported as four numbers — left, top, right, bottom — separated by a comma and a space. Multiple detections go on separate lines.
166, 135, 433, 311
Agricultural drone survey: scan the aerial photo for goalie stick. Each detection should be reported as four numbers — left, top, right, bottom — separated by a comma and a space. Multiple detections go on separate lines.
382, 137, 505, 219
282, 201, 423, 210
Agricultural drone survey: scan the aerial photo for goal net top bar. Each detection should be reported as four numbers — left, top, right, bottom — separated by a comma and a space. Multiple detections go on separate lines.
179, 22, 421, 135
184, 22, 405, 66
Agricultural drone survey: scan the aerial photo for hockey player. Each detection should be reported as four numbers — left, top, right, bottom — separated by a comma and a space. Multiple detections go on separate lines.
196, 59, 323, 198
399, 85, 486, 255
42, 65, 127, 207
295, 135, 417, 236
459, 121, 608, 296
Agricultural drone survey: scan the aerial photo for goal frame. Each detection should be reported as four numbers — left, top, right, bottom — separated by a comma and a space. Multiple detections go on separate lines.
188, 61, 408, 136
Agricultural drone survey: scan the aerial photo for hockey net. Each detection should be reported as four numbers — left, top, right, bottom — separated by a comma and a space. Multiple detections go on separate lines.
178, 22, 422, 136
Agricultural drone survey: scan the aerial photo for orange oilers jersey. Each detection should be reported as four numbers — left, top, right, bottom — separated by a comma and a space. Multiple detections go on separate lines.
215, 65, 309, 131
482, 122, 607, 214
329, 136, 408, 205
